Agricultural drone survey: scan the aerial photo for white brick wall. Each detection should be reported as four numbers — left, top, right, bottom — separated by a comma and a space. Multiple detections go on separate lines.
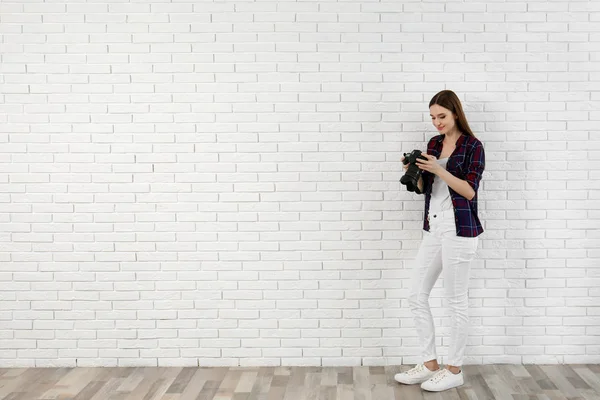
1, 1, 599, 368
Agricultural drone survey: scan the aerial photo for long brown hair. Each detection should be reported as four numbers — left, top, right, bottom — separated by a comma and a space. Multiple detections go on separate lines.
429, 90, 475, 138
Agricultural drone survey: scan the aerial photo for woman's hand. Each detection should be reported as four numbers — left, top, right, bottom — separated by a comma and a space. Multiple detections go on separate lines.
400, 155, 409, 172
415, 153, 443, 175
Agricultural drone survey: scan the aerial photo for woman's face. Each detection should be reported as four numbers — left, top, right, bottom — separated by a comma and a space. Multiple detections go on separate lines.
429, 104, 457, 135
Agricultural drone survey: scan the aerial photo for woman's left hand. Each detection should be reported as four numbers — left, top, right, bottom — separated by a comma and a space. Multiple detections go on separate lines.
416, 153, 443, 175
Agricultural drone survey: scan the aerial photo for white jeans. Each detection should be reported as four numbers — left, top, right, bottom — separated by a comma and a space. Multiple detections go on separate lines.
408, 208, 479, 367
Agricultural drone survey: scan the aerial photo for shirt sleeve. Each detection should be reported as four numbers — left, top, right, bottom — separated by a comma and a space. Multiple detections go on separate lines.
418, 170, 431, 195
465, 140, 485, 193
417, 138, 437, 195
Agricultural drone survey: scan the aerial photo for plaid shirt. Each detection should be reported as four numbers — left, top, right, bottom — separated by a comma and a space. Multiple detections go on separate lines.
420, 133, 485, 237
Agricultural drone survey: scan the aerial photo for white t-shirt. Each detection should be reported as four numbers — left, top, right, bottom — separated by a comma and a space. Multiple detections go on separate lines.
429, 158, 453, 213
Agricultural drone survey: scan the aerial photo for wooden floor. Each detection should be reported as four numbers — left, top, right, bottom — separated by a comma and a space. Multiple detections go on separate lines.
0, 364, 598, 400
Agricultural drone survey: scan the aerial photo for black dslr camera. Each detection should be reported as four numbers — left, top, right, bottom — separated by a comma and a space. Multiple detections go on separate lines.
400, 149, 428, 193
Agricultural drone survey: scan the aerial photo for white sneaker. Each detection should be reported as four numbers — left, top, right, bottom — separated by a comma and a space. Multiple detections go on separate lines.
394, 363, 440, 385
420, 368, 464, 392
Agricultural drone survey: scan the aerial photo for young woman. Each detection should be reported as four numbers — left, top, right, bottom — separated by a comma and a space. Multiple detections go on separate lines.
394, 90, 485, 392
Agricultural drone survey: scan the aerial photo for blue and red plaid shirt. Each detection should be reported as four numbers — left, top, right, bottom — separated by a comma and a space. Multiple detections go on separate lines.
420, 133, 485, 237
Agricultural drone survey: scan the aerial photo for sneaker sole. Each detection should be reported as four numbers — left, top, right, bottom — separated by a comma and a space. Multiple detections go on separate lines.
395, 377, 430, 385
421, 381, 464, 392
394, 371, 439, 385
420, 375, 464, 391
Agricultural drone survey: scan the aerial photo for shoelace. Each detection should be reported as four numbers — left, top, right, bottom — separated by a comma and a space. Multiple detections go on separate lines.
431, 369, 451, 383
407, 364, 425, 375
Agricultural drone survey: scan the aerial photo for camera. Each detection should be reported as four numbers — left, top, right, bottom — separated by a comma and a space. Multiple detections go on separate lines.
400, 149, 428, 193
